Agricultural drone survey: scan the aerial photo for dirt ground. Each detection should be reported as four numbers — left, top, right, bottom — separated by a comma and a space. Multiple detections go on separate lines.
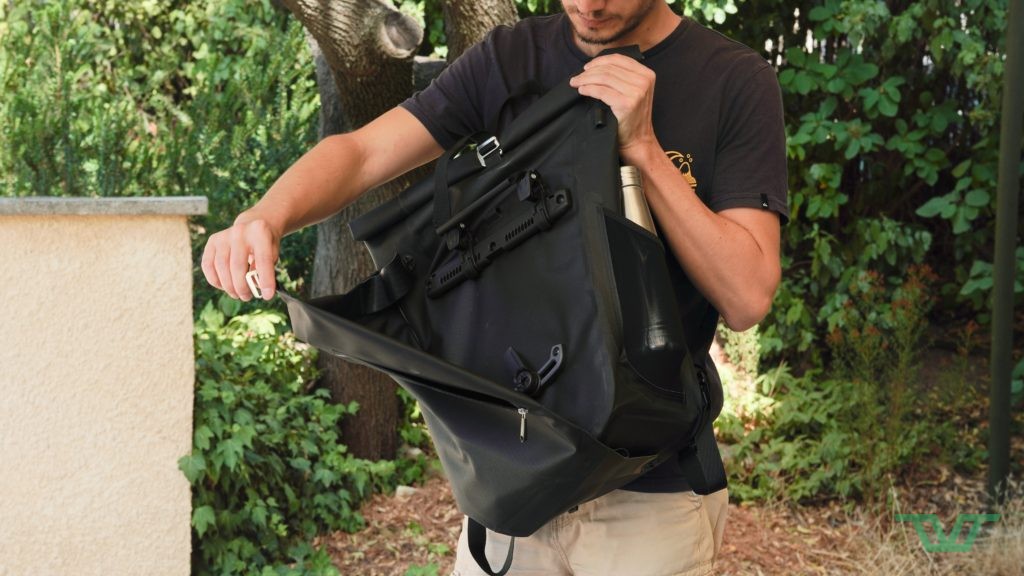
318, 467, 1021, 576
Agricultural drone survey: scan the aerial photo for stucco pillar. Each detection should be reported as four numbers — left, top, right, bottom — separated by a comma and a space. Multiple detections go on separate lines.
0, 197, 207, 576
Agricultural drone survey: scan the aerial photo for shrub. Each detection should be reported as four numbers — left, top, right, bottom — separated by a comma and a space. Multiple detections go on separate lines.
727, 266, 984, 504
0, 0, 320, 309
181, 297, 396, 575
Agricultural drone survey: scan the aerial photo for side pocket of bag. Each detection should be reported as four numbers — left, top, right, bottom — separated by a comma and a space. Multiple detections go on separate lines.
601, 209, 688, 396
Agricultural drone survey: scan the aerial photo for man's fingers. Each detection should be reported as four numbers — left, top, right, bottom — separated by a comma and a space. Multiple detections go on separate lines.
214, 246, 238, 299
571, 61, 653, 111
575, 83, 630, 109
229, 236, 253, 301
202, 219, 282, 301
252, 246, 278, 300
201, 242, 222, 290
582, 55, 654, 82
244, 220, 279, 300
572, 72, 644, 97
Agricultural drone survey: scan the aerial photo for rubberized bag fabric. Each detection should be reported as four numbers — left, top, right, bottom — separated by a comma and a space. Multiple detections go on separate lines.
278, 60, 714, 539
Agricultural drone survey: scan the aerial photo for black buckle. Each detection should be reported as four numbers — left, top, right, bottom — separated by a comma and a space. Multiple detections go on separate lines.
506, 345, 564, 396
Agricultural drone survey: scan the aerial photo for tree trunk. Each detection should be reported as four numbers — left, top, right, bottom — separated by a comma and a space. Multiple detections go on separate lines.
443, 0, 519, 61
282, 0, 424, 461
279, 0, 516, 461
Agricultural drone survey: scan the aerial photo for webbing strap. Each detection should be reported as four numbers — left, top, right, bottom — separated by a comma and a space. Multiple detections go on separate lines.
433, 132, 493, 250
309, 252, 415, 317
467, 518, 516, 576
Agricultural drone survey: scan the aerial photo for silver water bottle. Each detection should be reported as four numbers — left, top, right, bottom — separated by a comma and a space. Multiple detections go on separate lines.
620, 166, 657, 235
618, 164, 679, 361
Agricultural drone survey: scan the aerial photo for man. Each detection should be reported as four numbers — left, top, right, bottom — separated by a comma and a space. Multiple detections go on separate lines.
202, 1, 787, 574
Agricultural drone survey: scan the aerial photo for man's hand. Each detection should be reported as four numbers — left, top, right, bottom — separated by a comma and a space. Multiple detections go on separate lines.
201, 216, 280, 302
569, 53, 658, 156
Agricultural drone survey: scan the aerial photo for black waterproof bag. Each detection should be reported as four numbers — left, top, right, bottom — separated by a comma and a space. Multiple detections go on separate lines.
278, 51, 722, 575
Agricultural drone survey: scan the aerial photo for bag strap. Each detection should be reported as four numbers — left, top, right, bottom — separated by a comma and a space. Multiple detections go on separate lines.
307, 252, 416, 317
487, 80, 546, 136
677, 365, 728, 494
467, 518, 516, 576
679, 420, 728, 495
433, 131, 499, 250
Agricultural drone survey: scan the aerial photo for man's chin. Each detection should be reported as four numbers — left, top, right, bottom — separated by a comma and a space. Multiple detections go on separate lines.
578, 34, 615, 45
572, 24, 624, 46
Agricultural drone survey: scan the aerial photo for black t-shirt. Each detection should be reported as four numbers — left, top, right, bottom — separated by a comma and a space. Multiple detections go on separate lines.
401, 14, 788, 492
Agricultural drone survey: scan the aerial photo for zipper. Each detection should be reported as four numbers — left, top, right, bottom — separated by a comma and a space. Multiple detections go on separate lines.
518, 408, 528, 443
691, 366, 711, 442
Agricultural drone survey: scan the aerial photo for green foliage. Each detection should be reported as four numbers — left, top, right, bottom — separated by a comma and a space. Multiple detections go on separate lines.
184, 297, 397, 575
727, 266, 985, 503
0, 0, 320, 307
404, 563, 440, 576
1013, 358, 1024, 406
696, 0, 1023, 360
718, 324, 762, 377
668, 0, 739, 24
727, 366, 933, 503
395, 387, 443, 486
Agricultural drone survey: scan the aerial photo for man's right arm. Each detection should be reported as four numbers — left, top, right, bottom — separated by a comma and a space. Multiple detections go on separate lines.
201, 106, 444, 301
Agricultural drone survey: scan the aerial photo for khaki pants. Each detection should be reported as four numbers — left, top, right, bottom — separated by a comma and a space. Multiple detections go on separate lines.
452, 488, 729, 576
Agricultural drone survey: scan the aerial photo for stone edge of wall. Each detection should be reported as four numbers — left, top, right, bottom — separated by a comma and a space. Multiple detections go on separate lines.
0, 197, 208, 216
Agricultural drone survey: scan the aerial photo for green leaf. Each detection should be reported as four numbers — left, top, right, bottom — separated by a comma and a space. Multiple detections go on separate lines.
194, 426, 214, 451
192, 505, 216, 538
952, 160, 972, 178
860, 88, 880, 110
826, 77, 847, 94
916, 196, 951, 218
312, 467, 338, 487
819, 97, 838, 118
785, 47, 807, 67
845, 138, 862, 160
877, 96, 898, 117
925, 148, 947, 163
808, 6, 832, 21
178, 453, 207, 484
845, 62, 879, 85
965, 189, 991, 207
199, 301, 224, 330
218, 295, 241, 318
218, 438, 244, 471
793, 72, 814, 95
252, 505, 268, 528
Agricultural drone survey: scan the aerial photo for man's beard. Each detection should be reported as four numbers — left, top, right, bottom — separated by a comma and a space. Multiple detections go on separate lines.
569, 0, 658, 46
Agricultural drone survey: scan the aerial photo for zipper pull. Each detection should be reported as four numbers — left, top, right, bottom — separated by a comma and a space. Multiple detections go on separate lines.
518, 408, 528, 443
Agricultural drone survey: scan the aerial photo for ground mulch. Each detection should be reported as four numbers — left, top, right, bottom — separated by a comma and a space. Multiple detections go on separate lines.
321, 477, 879, 576
318, 475, 463, 576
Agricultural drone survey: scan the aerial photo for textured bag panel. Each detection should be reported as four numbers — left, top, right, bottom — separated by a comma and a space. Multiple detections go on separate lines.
402, 378, 656, 537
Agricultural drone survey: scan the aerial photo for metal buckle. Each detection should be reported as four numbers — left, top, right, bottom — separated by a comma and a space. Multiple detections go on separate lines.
475, 136, 501, 166
245, 270, 262, 299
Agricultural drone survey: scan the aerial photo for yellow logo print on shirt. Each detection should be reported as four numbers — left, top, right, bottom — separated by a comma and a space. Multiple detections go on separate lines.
666, 151, 697, 191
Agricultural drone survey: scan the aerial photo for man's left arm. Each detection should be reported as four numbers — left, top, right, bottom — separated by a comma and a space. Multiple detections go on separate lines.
571, 54, 783, 332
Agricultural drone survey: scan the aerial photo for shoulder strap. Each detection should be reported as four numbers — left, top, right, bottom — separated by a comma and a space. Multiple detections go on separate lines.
467, 518, 516, 576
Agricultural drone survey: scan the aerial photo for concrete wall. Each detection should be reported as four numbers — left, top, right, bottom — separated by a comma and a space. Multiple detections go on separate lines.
0, 197, 206, 576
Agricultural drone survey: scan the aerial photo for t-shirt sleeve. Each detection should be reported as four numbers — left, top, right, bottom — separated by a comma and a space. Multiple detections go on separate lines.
707, 64, 789, 224
400, 37, 495, 151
